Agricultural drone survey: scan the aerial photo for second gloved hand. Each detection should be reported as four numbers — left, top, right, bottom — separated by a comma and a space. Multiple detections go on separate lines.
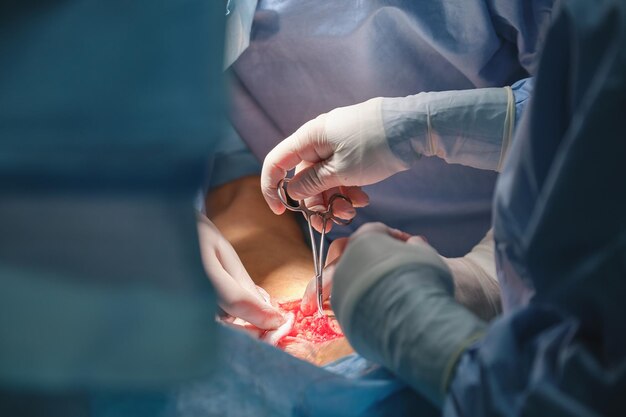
300, 223, 414, 315
331, 223, 487, 406
197, 213, 285, 330
301, 223, 501, 321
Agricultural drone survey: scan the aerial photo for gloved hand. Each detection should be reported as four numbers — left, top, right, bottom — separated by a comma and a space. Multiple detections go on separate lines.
300, 223, 414, 315
301, 226, 501, 321
330, 222, 488, 406
197, 213, 285, 330
442, 229, 501, 321
261, 98, 406, 218
262, 87, 515, 217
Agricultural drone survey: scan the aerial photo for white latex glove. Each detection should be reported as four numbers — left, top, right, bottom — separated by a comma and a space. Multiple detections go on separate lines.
330, 223, 487, 405
301, 226, 501, 321
442, 229, 501, 321
261, 87, 514, 216
196, 213, 285, 329
262, 98, 405, 216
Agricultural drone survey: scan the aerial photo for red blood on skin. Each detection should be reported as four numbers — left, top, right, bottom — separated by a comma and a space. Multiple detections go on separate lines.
276, 300, 343, 348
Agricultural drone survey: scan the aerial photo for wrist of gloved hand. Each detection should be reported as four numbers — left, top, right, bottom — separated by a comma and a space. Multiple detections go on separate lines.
323, 97, 411, 183
442, 229, 502, 321
196, 213, 285, 330
381, 86, 515, 172
332, 232, 487, 406
332, 232, 453, 334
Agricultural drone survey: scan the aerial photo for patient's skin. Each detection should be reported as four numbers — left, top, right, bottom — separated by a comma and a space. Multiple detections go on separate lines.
206, 175, 353, 365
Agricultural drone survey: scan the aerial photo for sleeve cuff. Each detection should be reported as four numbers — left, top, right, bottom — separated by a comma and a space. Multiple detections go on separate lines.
331, 232, 452, 339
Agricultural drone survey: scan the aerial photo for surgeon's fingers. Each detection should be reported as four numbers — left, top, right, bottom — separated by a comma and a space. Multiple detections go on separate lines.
256, 286, 271, 304
301, 264, 335, 316
295, 161, 325, 211
301, 238, 349, 315
325, 237, 350, 265
308, 189, 343, 233
308, 187, 368, 233
261, 116, 331, 215
352, 222, 412, 241
406, 235, 428, 245
302, 191, 328, 213
205, 250, 285, 330
220, 288, 286, 330
217, 239, 261, 295
292, 158, 368, 232
287, 159, 345, 201
221, 320, 265, 339
328, 191, 356, 220
339, 186, 370, 208
298, 181, 368, 214
294, 160, 366, 212
262, 312, 296, 346
310, 214, 333, 234
293, 169, 333, 236
311, 187, 368, 221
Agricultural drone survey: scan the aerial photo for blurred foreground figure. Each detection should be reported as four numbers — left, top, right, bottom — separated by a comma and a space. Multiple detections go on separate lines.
0, 1, 224, 416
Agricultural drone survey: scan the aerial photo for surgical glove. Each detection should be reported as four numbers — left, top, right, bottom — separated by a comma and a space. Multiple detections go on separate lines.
443, 229, 501, 321
300, 224, 413, 315
301, 225, 501, 321
331, 227, 487, 406
262, 97, 406, 215
197, 213, 285, 329
262, 87, 515, 215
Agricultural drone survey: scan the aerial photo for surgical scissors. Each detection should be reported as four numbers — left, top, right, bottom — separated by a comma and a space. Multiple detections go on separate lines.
277, 178, 353, 316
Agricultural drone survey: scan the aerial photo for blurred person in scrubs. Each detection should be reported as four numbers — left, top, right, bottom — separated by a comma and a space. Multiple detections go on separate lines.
263, 0, 626, 414
0, 1, 226, 416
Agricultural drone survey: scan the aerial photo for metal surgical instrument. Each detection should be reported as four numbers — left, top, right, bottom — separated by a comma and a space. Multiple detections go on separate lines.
277, 178, 352, 316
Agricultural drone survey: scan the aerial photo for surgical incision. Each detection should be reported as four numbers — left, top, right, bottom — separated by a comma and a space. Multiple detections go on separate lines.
228, 297, 350, 365
276, 300, 344, 348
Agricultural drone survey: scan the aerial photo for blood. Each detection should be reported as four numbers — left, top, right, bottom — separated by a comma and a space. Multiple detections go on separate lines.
276, 300, 344, 348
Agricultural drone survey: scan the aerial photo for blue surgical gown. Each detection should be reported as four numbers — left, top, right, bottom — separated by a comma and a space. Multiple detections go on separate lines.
446, 0, 626, 414
213, 0, 552, 256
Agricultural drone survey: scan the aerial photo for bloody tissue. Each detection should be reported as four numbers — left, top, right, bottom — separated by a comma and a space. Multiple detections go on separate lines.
276, 300, 344, 347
